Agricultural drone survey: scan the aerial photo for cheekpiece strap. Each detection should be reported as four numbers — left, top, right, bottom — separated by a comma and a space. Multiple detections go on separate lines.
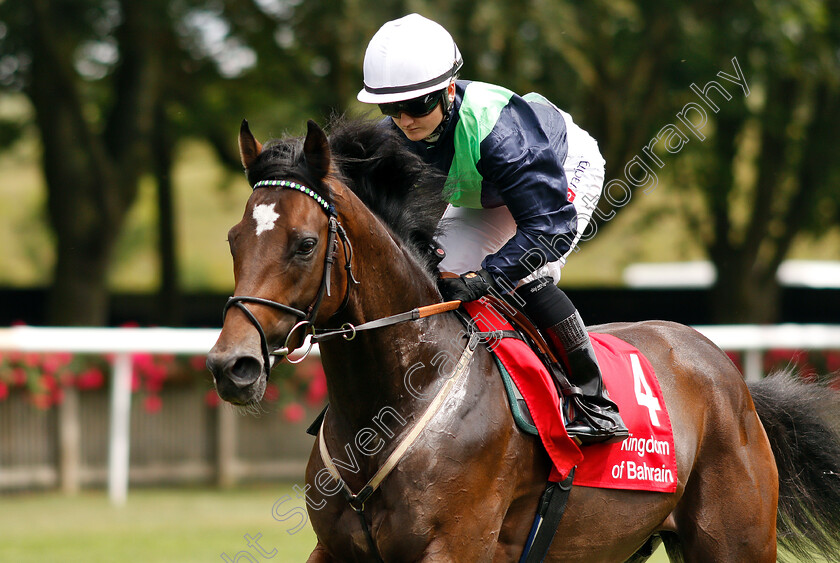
252, 179, 334, 215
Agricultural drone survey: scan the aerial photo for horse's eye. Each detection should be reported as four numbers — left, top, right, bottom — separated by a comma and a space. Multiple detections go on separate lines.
297, 238, 317, 256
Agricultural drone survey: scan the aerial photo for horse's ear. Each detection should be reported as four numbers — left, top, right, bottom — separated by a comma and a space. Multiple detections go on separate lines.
303, 119, 331, 180
239, 119, 263, 170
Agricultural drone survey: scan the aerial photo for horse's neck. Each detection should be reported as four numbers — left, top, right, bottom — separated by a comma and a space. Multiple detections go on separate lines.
320, 189, 462, 429
319, 315, 462, 431
333, 186, 440, 325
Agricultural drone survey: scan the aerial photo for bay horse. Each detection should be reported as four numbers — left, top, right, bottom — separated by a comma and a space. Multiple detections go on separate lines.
206, 118, 840, 562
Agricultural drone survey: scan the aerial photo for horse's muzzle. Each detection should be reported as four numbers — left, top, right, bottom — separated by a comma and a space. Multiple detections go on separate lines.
206, 349, 266, 404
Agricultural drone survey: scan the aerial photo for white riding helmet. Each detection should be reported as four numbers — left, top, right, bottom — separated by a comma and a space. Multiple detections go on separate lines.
358, 13, 463, 104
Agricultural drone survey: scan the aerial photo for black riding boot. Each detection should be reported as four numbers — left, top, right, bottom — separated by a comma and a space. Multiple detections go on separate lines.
519, 278, 629, 445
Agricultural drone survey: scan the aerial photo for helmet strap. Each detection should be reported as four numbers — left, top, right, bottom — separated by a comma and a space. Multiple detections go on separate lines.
423, 83, 456, 144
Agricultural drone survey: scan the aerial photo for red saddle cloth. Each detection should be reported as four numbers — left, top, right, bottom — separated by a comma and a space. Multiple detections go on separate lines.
463, 299, 677, 493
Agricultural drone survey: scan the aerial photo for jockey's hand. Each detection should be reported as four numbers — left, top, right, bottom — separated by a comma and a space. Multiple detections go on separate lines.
437, 269, 497, 302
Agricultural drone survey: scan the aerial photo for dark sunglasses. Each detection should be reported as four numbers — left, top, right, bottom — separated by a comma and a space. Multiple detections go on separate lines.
378, 91, 442, 118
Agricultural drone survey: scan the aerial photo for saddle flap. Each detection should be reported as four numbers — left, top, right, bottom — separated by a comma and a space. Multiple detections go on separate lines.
483, 295, 558, 364
462, 299, 677, 492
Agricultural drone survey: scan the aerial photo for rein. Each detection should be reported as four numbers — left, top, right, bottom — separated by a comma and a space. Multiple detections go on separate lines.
311, 300, 462, 342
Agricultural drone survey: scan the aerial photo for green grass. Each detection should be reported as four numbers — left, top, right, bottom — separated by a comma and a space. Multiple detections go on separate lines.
1, 485, 317, 562
7, 485, 831, 562
0, 485, 679, 562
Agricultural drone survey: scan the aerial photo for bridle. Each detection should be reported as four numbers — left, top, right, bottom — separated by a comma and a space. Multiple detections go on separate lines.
222, 179, 358, 373
221, 177, 464, 376
220, 178, 484, 562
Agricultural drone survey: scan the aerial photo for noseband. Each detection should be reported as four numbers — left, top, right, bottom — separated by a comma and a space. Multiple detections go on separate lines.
223, 179, 357, 373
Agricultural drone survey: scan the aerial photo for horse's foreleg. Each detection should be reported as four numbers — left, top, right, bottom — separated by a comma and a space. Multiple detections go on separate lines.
306, 541, 335, 562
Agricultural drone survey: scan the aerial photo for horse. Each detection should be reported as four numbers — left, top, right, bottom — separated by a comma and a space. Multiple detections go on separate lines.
206, 117, 840, 562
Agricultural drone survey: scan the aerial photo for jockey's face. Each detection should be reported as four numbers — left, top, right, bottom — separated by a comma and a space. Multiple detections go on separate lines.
391, 104, 444, 141
390, 82, 456, 142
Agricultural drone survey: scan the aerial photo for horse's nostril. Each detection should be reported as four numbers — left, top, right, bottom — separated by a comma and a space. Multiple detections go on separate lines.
206, 354, 223, 379
231, 356, 262, 386
207, 351, 262, 390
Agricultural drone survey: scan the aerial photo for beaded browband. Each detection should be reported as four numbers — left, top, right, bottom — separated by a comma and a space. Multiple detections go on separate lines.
252, 179, 334, 215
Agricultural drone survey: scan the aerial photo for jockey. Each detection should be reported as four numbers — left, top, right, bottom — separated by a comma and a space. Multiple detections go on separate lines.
357, 14, 627, 444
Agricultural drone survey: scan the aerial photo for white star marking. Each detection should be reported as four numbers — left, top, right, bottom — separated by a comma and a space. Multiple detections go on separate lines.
253, 203, 280, 236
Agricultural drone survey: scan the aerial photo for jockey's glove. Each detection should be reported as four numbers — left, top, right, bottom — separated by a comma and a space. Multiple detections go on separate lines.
437, 269, 498, 302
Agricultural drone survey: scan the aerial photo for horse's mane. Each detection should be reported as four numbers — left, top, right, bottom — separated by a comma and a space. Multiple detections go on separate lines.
245, 117, 448, 273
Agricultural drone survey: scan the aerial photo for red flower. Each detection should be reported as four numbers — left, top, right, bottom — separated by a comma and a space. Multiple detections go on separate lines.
51, 388, 65, 406
204, 389, 221, 407
263, 382, 280, 402
763, 349, 811, 374
143, 395, 163, 413
30, 393, 51, 410
305, 368, 328, 406
157, 354, 175, 366
23, 353, 40, 368
0, 381, 8, 401
190, 355, 208, 371
11, 368, 27, 386
132, 353, 155, 374
282, 403, 305, 423
41, 353, 72, 375
76, 368, 105, 390
825, 351, 840, 373
40, 355, 59, 375
58, 370, 76, 387
147, 364, 167, 381
144, 377, 164, 393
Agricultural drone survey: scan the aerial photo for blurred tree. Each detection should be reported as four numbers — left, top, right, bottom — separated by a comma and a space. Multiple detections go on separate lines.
673, 0, 840, 322
0, 0, 385, 325
0, 0, 167, 325
0, 0, 837, 325
448, 0, 839, 322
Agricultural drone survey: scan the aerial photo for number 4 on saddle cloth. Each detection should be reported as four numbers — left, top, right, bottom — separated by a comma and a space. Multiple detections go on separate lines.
462, 299, 677, 493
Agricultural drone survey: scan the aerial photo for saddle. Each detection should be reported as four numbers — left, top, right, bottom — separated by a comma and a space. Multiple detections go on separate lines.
433, 267, 575, 430
464, 294, 574, 434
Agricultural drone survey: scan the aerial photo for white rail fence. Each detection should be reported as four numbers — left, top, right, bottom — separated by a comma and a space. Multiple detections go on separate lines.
1, 324, 839, 505
0, 328, 221, 505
